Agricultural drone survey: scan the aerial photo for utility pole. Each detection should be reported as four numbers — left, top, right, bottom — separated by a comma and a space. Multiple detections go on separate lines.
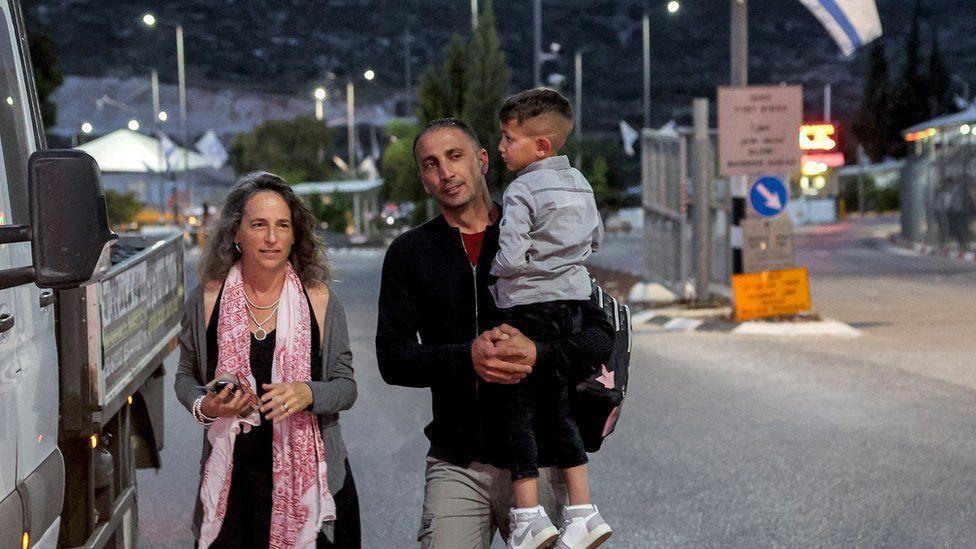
574, 50, 583, 167
824, 83, 832, 122
730, 0, 748, 274
642, 12, 651, 129
693, 98, 712, 304
730, 0, 748, 87
574, 50, 582, 140
471, 0, 479, 30
533, 0, 543, 87
347, 81, 356, 171
176, 24, 190, 213
151, 69, 164, 209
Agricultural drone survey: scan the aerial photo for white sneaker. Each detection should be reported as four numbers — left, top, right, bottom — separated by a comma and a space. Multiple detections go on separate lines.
507, 506, 560, 549
556, 504, 612, 549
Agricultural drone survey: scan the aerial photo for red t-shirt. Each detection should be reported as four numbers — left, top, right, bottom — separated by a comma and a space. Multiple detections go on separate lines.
461, 231, 485, 266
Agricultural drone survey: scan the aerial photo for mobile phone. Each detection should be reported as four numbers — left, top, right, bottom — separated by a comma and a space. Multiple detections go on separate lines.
198, 380, 236, 394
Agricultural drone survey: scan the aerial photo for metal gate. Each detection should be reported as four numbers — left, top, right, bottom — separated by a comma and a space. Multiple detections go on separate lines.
641, 127, 731, 297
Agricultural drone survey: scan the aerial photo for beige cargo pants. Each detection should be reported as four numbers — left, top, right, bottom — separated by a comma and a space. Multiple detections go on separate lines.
417, 457, 568, 548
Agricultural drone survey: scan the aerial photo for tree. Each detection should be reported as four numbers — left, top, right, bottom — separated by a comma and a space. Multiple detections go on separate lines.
308, 191, 352, 233
105, 190, 142, 226
562, 138, 626, 215
927, 33, 953, 117
888, 0, 930, 150
462, 0, 512, 193
29, 35, 63, 130
228, 117, 334, 183
380, 120, 424, 202
417, 34, 467, 122
852, 41, 898, 162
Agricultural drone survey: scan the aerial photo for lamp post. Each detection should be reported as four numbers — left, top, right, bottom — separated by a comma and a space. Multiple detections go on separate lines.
532, 0, 562, 87
347, 69, 375, 172
142, 12, 190, 211
642, 1, 681, 129
72, 121, 93, 147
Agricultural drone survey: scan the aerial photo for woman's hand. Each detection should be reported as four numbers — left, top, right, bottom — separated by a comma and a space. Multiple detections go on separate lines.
260, 382, 314, 423
200, 385, 253, 418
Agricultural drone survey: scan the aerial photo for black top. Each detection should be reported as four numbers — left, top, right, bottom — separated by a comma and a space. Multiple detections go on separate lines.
375, 211, 615, 468
206, 286, 322, 471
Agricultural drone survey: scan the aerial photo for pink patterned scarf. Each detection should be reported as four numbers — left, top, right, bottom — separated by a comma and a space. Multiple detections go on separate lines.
198, 262, 335, 548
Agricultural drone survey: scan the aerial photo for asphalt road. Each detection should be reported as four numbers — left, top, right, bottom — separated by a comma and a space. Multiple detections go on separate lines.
139, 218, 976, 548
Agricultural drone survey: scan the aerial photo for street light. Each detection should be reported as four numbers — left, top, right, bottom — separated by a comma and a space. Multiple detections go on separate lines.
313, 87, 327, 121
643, 1, 682, 128
157, 110, 168, 122
81, 122, 93, 134
128, 119, 140, 131
363, 69, 375, 81
141, 12, 190, 207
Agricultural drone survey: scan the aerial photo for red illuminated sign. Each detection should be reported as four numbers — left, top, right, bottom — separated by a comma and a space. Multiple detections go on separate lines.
801, 152, 845, 168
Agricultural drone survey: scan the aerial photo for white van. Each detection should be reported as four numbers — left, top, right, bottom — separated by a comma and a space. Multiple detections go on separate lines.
0, 1, 183, 546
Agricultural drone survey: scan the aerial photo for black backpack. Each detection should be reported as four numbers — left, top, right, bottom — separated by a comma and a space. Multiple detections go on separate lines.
571, 282, 632, 453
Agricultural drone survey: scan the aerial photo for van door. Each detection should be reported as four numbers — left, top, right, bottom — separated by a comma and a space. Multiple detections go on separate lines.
0, 0, 63, 543
0, 198, 22, 549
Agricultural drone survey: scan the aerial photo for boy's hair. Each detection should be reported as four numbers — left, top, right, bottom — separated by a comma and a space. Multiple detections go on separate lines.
498, 87, 574, 148
412, 117, 483, 163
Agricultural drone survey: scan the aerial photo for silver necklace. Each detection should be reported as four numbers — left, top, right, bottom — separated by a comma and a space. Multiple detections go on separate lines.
246, 301, 279, 341
243, 290, 280, 310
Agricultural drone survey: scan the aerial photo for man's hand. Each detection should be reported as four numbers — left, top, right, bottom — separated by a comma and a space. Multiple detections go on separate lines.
492, 324, 537, 368
471, 326, 533, 384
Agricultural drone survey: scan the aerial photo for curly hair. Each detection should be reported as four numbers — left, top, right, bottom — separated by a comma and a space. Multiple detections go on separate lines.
198, 171, 331, 286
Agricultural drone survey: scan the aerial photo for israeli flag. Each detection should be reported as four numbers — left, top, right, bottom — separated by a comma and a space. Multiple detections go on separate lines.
799, 0, 882, 56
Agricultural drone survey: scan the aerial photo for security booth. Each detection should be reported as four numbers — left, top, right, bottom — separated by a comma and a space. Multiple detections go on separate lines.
900, 105, 976, 249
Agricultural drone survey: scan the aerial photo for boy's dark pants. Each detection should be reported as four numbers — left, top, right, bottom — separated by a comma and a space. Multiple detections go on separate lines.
499, 300, 589, 482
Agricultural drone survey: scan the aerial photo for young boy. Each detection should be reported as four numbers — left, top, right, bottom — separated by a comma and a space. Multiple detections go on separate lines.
490, 88, 611, 549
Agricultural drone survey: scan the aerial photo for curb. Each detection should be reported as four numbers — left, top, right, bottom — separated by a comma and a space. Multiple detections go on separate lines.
327, 247, 387, 258
632, 309, 861, 338
888, 236, 976, 263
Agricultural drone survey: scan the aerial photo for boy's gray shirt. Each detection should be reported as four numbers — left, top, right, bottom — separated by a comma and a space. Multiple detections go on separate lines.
490, 155, 603, 308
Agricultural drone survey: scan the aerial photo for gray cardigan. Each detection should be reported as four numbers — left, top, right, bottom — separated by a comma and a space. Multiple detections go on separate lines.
174, 284, 357, 539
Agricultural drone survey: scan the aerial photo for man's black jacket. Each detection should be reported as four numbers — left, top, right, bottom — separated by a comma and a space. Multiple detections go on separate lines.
376, 212, 615, 468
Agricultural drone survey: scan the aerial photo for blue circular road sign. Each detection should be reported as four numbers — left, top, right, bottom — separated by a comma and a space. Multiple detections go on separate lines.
749, 175, 789, 217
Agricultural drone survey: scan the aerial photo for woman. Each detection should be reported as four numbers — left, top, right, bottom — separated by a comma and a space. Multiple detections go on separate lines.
175, 172, 359, 548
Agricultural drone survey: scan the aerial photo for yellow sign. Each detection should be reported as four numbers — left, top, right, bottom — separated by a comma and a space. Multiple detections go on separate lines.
732, 267, 812, 321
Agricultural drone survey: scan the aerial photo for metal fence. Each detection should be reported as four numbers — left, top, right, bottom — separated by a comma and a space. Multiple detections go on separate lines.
901, 140, 976, 250
641, 127, 731, 296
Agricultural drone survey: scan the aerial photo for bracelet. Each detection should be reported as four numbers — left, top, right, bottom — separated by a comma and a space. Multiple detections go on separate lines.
192, 395, 217, 426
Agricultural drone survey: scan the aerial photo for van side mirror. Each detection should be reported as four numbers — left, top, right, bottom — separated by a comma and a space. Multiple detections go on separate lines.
29, 150, 117, 288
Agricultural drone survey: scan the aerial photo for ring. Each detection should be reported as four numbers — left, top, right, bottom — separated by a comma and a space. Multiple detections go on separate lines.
282, 402, 290, 412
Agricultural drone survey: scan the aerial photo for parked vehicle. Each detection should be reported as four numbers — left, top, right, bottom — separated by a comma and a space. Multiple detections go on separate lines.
0, 1, 183, 546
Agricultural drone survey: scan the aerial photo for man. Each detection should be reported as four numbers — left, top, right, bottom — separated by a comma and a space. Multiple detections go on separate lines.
376, 118, 614, 548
